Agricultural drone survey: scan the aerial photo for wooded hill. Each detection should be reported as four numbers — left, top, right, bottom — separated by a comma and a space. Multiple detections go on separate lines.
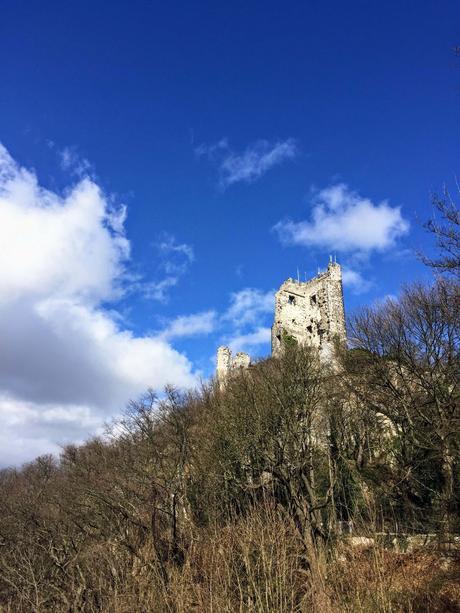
0, 196, 459, 612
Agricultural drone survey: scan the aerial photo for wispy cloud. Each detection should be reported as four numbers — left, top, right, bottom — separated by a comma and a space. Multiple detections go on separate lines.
143, 277, 178, 302
227, 326, 271, 353
218, 288, 274, 356
160, 310, 217, 340
154, 287, 273, 355
196, 138, 298, 189
156, 233, 195, 267
223, 288, 274, 327
341, 267, 372, 294
145, 233, 195, 302
59, 145, 93, 178
274, 183, 409, 253
194, 138, 229, 159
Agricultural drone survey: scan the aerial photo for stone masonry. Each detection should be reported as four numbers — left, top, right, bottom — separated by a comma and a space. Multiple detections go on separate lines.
216, 346, 251, 388
271, 259, 346, 360
216, 260, 346, 384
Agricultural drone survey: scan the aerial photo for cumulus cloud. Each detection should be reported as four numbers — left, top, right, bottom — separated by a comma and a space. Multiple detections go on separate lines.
0, 143, 196, 466
274, 183, 409, 253
0, 393, 102, 466
196, 138, 297, 189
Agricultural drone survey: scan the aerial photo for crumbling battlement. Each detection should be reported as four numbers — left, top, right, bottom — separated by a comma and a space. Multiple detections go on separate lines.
216, 260, 346, 383
216, 346, 251, 388
272, 260, 346, 360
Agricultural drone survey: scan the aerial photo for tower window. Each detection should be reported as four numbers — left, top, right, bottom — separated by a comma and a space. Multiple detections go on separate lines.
310, 294, 317, 306
307, 325, 313, 334
288, 295, 296, 305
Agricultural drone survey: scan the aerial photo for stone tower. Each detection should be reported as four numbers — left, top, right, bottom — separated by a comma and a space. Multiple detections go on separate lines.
271, 260, 346, 360
215, 260, 346, 383
216, 346, 251, 388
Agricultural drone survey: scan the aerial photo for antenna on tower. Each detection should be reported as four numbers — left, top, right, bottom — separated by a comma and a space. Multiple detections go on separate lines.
297, 267, 300, 284
329, 254, 332, 263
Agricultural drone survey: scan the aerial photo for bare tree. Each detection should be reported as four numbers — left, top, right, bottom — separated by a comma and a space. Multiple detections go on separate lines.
347, 280, 460, 534
421, 187, 460, 279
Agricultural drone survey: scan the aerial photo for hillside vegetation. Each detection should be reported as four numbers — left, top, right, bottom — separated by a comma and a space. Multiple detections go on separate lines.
0, 197, 459, 612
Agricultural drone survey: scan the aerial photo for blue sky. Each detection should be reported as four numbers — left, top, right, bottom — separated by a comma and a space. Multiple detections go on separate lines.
0, 1, 458, 464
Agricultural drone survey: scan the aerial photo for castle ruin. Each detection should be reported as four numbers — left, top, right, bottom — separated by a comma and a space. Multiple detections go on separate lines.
272, 259, 346, 360
216, 346, 251, 385
216, 260, 346, 384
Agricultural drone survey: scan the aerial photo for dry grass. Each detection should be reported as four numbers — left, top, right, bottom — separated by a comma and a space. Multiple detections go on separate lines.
329, 544, 460, 612
154, 505, 307, 613
0, 502, 458, 612
76, 508, 460, 613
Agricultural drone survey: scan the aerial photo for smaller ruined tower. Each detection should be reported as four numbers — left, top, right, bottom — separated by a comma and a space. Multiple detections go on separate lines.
216, 346, 251, 388
271, 260, 346, 360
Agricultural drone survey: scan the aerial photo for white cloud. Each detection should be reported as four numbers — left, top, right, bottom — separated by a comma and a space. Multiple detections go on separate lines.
0, 143, 196, 466
0, 393, 103, 466
274, 183, 409, 253
228, 327, 271, 353
158, 288, 274, 356
341, 267, 372, 294
223, 288, 274, 328
160, 310, 217, 340
196, 138, 297, 188
0, 168, 129, 304
218, 288, 274, 358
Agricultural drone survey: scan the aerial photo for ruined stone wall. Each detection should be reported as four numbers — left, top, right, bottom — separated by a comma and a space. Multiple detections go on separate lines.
216, 346, 251, 387
271, 261, 346, 359
215, 261, 346, 381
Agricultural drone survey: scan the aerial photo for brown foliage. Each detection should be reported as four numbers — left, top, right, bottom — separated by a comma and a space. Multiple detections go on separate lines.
0, 280, 458, 611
